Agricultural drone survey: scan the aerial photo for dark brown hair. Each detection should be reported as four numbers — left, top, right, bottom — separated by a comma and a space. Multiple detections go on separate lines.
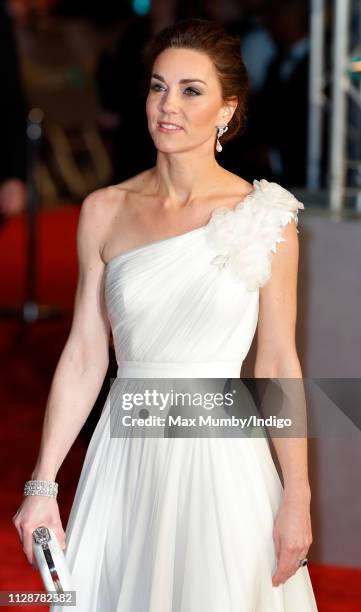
144, 18, 250, 146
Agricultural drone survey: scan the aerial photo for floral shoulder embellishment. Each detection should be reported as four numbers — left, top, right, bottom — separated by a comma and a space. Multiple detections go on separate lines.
205, 179, 305, 291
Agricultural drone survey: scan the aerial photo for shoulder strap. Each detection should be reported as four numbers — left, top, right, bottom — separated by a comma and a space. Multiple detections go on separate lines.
206, 179, 305, 290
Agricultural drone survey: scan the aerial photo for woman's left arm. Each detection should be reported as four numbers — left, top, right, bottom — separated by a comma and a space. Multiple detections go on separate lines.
255, 218, 312, 587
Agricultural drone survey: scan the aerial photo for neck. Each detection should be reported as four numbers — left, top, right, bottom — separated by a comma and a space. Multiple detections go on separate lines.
150, 149, 224, 208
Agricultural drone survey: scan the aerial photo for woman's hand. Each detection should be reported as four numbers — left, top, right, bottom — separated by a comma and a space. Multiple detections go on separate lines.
272, 492, 313, 587
12, 496, 66, 568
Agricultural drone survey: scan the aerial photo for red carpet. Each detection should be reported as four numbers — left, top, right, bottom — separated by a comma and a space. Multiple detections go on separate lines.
0, 206, 360, 610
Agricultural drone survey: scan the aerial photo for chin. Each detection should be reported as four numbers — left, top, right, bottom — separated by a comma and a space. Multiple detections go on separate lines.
157, 146, 193, 155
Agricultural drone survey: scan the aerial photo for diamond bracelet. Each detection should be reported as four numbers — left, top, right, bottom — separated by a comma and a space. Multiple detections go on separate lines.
24, 479, 58, 498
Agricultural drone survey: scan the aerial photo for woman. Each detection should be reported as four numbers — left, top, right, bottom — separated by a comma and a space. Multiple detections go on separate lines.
13, 18, 318, 611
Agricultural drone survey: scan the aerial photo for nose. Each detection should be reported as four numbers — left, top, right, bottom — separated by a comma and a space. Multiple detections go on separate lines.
159, 89, 179, 114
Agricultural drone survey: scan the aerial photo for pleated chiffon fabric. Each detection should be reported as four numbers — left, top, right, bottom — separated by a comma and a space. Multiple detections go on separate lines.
51, 180, 318, 611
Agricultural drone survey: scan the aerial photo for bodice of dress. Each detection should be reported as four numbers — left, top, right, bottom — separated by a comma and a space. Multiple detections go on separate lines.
104, 179, 304, 378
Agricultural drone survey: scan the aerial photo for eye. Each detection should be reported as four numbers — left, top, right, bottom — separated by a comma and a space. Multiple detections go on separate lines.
150, 83, 165, 92
150, 83, 201, 96
184, 87, 201, 96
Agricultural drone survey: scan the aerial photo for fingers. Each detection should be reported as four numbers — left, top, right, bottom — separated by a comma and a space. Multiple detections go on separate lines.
13, 521, 34, 569
273, 529, 281, 560
12, 518, 24, 550
272, 543, 309, 587
22, 526, 34, 566
12, 504, 66, 568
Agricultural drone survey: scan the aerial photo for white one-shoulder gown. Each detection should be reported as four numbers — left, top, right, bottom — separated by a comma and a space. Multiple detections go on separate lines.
51, 179, 318, 611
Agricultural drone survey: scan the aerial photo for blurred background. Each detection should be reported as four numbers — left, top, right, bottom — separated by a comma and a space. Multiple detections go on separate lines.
0, 1, 361, 610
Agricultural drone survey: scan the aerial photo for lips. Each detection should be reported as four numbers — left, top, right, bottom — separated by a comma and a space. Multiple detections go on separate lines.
157, 121, 183, 131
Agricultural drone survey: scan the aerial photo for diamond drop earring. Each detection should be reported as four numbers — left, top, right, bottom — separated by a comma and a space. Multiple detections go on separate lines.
216, 124, 228, 153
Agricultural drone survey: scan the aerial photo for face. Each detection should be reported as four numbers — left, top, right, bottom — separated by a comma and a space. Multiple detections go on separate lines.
146, 47, 237, 155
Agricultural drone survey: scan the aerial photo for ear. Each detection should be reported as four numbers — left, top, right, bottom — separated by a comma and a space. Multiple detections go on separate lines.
217, 96, 238, 125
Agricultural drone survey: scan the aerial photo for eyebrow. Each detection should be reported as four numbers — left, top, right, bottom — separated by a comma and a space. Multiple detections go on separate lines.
151, 73, 207, 86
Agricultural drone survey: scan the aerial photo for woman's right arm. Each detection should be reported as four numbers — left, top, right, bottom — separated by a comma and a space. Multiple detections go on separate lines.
12, 189, 112, 565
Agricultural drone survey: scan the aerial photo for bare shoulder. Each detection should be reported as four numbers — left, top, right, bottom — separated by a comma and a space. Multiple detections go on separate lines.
80, 183, 127, 221
77, 186, 126, 269
95, 168, 154, 213
78, 170, 154, 265
110, 168, 154, 204
236, 176, 254, 192
220, 169, 254, 198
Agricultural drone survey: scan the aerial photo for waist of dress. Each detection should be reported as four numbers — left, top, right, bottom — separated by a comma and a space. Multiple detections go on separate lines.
116, 360, 242, 379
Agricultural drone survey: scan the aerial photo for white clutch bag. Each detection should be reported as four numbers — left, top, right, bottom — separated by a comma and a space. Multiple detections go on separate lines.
32, 526, 73, 594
